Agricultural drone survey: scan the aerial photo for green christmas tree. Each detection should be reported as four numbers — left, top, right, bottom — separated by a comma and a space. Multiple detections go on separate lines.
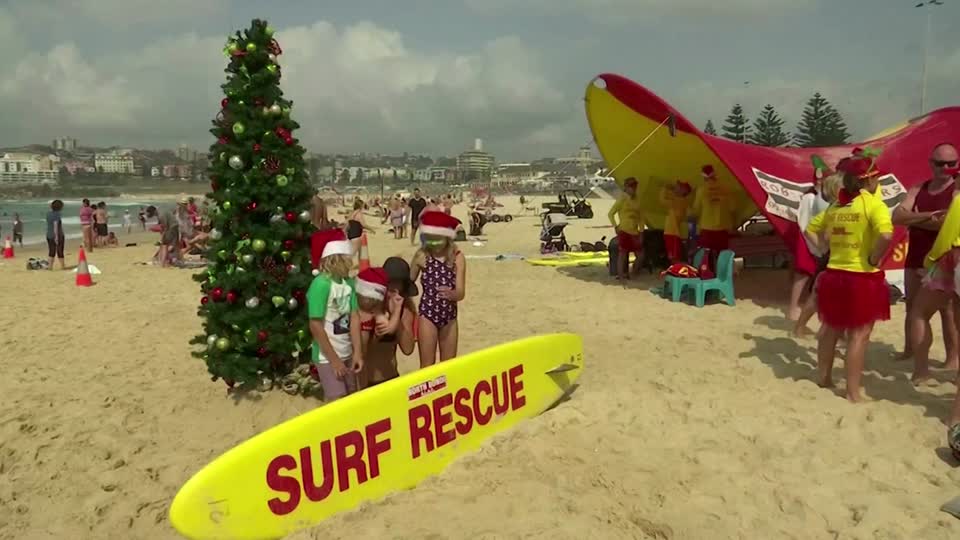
748, 104, 791, 147
703, 119, 717, 135
191, 19, 315, 388
721, 104, 751, 143
794, 92, 851, 147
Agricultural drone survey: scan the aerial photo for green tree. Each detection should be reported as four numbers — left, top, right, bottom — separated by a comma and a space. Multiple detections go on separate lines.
192, 19, 315, 388
721, 104, 751, 143
794, 92, 851, 147
703, 119, 717, 135
748, 104, 791, 147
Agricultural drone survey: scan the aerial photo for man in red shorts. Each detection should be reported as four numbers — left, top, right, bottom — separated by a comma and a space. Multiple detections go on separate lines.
692, 164, 734, 261
609, 177, 645, 280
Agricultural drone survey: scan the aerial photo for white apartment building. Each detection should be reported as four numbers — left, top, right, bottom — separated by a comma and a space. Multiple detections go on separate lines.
52, 137, 78, 152
0, 153, 60, 185
95, 153, 135, 174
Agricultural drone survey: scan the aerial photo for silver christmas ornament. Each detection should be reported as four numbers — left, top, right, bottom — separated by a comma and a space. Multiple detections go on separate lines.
228, 155, 244, 170
287, 297, 299, 310
245, 296, 260, 308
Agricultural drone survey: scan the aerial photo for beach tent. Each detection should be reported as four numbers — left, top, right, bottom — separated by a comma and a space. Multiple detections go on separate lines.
585, 186, 613, 199
584, 73, 960, 273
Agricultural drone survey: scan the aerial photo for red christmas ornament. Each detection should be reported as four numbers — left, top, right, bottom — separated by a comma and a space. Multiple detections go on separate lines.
211, 287, 224, 301
247, 201, 258, 212
253, 143, 261, 152
283, 239, 295, 250
200, 296, 210, 305
257, 347, 268, 358
284, 211, 296, 223
283, 136, 294, 146
257, 330, 269, 342
226, 291, 238, 304
218, 136, 229, 145
275, 127, 291, 140
221, 98, 229, 108
292, 289, 306, 303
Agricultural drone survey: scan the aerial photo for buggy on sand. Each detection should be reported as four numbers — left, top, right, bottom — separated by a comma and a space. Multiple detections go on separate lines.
541, 190, 594, 219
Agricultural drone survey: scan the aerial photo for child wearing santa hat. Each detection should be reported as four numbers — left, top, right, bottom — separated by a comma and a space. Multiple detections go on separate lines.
411, 211, 466, 367
355, 265, 416, 388
307, 229, 364, 401
660, 179, 693, 263
804, 151, 893, 402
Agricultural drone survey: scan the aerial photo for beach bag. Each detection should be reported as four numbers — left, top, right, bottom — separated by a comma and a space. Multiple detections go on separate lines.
26, 258, 49, 271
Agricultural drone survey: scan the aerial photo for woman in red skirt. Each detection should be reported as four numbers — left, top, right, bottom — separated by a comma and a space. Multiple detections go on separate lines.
804, 151, 894, 402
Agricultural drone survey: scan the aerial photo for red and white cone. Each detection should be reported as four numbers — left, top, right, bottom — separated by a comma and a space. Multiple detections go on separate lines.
358, 233, 371, 272
75, 247, 93, 287
2, 237, 13, 259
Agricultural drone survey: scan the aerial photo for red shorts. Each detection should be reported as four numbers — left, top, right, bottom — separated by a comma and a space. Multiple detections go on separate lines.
617, 230, 643, 254
664, 234, 683, 262
816, 269, 890, 329
698, 229, 729, 252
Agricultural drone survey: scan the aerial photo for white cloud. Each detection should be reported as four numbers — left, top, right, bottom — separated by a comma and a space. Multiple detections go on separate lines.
0, 18, 570, 157
464, 0, 820, 23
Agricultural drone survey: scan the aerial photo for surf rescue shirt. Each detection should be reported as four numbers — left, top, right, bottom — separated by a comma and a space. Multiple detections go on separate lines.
660, 187, 692, 238
806, 190, 893, 273
609, 194, 644, 235
692, 181, 734, 232
307, 274, 358, 363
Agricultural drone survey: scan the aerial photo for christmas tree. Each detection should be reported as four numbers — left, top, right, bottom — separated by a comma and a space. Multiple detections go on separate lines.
703, 119, 717, 136
191, 19, 315, 389
748, 104, 791, 147
720, 104, 751, 143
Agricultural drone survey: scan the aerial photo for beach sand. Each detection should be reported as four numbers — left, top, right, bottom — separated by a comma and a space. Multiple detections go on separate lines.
1, 196, 958, 540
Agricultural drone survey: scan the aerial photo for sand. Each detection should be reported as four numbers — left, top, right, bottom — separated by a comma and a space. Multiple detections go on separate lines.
1, 196, 958, 540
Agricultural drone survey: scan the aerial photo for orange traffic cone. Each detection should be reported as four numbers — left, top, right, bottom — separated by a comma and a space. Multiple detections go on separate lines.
358, 233, 371, 272
2, 237, 13, 259
75, 247, 93, 287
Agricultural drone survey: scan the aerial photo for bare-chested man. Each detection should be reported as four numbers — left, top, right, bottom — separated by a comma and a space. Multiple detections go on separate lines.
895, 142, 960, 380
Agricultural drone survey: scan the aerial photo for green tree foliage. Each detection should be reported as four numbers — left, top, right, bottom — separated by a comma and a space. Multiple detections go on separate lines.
748, 104, 791, 147
794, 93, 852, 147
191, 19, 315, 387
703, 120, 717, 135
721, 104, 751, 143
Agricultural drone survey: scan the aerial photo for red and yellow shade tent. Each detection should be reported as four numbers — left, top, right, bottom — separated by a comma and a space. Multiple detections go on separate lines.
584, 73, 960, 269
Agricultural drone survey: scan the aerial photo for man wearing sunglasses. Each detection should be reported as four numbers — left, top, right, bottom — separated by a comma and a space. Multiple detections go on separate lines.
895, 142, 960, 379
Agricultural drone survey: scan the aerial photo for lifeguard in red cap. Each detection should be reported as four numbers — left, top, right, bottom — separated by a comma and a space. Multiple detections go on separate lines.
660, 180, 693, 263
692, 165, 734, 263
608, 177, 645, 279
804, 150, 893, 402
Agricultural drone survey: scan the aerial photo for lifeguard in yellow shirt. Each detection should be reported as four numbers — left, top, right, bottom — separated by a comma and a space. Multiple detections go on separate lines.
660, 180, 693, 263
692, 164, 735, 254
608, 177, 644, 280
804, 152, 893, 402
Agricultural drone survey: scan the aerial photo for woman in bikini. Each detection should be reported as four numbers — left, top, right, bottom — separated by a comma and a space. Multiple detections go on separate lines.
346, 198, 374, 263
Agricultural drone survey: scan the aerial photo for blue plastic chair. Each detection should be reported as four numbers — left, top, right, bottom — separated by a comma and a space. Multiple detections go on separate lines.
662, 248, 706, 302
692, 249, 736, 307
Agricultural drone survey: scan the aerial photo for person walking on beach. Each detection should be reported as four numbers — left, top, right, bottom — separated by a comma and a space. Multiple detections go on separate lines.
897, 143, 960, 379
46, 200, 66, 270
138, 206, 147, 230
408, 188, 427, 246
12, 213, 23, 247
804, 151, 893, 402
122, 210, 133, 234
80, 199, 95, 252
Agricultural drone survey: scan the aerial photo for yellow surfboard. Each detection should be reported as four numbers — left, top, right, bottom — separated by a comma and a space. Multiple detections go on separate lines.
169, 333, 584, 540
526, 257, 609, 267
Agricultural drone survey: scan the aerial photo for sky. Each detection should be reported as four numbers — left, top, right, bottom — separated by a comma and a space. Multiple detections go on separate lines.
0, 0, 958, 161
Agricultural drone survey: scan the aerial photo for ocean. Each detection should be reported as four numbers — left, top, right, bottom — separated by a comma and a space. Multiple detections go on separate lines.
0, 198, 165, 246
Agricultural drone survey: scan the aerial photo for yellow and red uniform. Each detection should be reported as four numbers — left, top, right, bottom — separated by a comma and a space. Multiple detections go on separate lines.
692, 180, 734, 252
609, 193, 645, 254
660, 185, 691, 262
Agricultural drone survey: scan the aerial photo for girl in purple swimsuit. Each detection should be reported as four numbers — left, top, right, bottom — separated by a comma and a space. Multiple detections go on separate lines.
411, 211, 467, 367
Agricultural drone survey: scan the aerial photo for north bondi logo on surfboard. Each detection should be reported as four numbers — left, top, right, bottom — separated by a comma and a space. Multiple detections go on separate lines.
752, 167, 906, 222
408, 375, 447, 401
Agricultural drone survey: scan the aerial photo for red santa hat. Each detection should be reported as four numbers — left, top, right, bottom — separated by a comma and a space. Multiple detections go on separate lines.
701, 164, 716, 179
356, 267, 388, 301
675, 180, 692, 196
419, 211, 460, 238
310, 229, 352, 269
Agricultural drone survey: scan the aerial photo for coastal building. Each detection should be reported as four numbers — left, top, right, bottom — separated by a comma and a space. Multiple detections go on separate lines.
52, 137, 78, 152
456, 138, 494, 182
494, 163, 538, 185
176, 144, 198, 162
62, 160, 96, 175
556, 145, 598, 168
413, 167, 449, 183
0, 153, 60, 185
95, 153, 135, 174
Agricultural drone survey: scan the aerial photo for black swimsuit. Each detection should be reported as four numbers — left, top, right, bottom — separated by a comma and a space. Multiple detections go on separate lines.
347, 219, 363, 239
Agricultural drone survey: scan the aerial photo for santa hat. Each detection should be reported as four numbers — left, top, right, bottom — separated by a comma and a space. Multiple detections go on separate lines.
838, 147, 883, 181
356, 267, 388, 301
419, 211, 460, 238
701, 164, 716, 179
676, 180, 692, 196
311, 228, 352, 267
